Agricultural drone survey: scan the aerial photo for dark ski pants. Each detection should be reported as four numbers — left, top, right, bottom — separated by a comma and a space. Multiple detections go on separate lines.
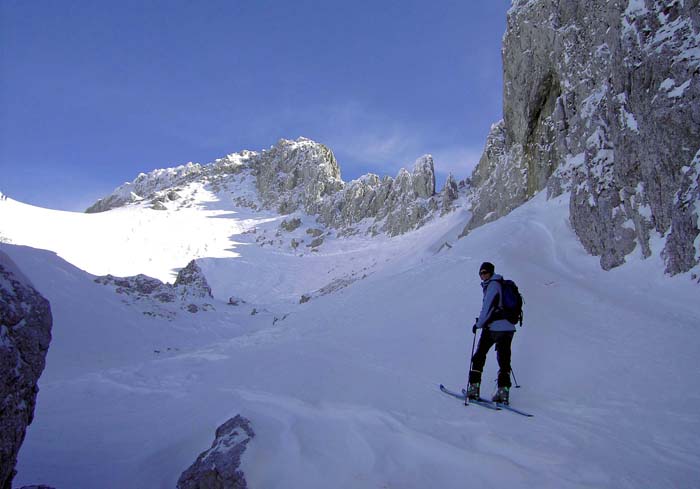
469, 329, 514, 388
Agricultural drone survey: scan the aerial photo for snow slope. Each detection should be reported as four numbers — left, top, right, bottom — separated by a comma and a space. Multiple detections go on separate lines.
0, 184, 256, 283
1, 191, 699, 488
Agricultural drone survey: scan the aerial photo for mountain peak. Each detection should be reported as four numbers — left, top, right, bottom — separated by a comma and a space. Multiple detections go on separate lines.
85, 138, 464, 240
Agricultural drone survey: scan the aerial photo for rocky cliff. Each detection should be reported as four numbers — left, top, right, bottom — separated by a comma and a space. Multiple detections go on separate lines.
465, 0, 699, 275
86, 138, 461, 238
0, 252, 52, 489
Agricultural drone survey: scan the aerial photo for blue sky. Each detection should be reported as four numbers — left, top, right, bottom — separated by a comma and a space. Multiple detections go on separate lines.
1, 1, 511, 211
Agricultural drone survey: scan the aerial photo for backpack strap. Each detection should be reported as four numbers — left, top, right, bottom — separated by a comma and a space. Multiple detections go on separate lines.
488, 279, 504, 323
495, 278, 504, 310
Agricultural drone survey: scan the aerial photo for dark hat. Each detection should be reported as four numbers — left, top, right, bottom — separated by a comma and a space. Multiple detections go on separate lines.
479, 262, 495, 274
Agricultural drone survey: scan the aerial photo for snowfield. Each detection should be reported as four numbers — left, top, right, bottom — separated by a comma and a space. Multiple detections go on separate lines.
1, 190, 699, 489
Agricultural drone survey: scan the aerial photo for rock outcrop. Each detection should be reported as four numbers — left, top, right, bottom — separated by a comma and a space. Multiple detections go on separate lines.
174, 260, 214, 302
177, 415, 254, 489
0, 252, 52, 489
95, 259, 214, 315
464, 0, 700, 274
94, 273, 175, 302
279, 218, 302, 232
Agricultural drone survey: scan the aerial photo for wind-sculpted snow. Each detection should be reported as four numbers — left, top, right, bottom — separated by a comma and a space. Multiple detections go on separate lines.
4, 191, 700, 488
466, 0, 700, 275
86, 138, 464, 239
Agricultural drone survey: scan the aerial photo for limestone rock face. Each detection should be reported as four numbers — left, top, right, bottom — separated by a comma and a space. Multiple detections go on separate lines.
0, 252, 52, 489
465, 0, 700, 274
319, 154, 440, 236
663, 152, 700, 274
412, 155, 436, 198
177, 415, 254, 489
463, 121, 528, 232
441, 174, 460, 214
253, 138, 343, 215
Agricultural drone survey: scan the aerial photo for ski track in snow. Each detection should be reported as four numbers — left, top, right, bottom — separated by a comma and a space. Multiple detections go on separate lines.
1, 192, 699, 488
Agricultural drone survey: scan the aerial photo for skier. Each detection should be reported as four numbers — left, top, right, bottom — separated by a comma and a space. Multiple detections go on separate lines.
467, 262, 515, 404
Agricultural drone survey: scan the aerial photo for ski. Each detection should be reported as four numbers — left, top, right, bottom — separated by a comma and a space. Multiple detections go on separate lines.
439, 384, 501, 410
495, 402, 534, 417
439, 384, 534, 417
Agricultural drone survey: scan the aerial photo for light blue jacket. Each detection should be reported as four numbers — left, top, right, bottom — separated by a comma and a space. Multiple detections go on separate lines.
475, 273, 516, 332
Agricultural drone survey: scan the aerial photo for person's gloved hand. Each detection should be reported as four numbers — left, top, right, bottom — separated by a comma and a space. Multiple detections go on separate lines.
472, 324, 478, 334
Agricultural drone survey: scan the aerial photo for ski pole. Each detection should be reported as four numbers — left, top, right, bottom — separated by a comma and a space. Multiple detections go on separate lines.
466, 318, 478, 406
511, 367, 521, 388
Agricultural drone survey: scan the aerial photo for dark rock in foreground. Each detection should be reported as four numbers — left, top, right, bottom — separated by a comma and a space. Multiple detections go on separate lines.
177, 415, 255, 489
0, 252, 52, 489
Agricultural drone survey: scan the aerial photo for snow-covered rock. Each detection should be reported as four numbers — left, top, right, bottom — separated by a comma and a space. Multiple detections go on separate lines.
466, 0, 700, 274
253, 137, 343, 215
85, 162, 208, 213
177, 415, 254, 489
318, 154, 441, 236
0, 252, 52, 489
279, 217, 302, 233
461, 120, 527, 233
95, 259, 214, 316
411, 154, 436, 198
173, 260, 214, 302
95, 274, 177, 302
441, 174, 460, 215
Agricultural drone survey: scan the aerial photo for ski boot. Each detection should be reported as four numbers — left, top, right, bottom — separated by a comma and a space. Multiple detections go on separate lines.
492, 386, 510, 405
466, 383, 480, 400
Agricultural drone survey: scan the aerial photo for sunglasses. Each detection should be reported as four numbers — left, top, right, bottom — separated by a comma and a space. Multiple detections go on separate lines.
479, 270, 490, 276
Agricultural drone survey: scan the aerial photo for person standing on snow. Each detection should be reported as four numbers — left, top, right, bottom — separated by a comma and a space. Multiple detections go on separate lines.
466, 261, 516, 404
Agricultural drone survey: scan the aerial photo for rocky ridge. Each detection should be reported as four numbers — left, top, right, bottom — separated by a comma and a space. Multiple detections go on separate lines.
87, 138, 463, 239
95, 259, 215, 317
464, 0, 700, 275
0, 251, 52, 489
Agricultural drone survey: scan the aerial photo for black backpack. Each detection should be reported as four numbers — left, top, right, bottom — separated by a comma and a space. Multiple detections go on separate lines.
495, 278, 524, 326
